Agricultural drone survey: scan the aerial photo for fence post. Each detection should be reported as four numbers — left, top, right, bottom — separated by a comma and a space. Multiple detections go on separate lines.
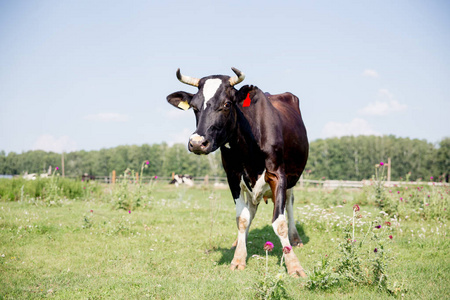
136, 172, 139, 183
112, 170, 116, 184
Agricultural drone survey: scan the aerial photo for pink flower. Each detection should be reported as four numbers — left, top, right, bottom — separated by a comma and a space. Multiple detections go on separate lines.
374, 248, 378, 253
90, 210, 93, 213
154, 176, 158, 179
385, 221, 391, 226
430, 176, 434, 180
353, 204, 360, 212
283, 246, 292, 254
145, 160, 149, 165
128, 210, 131, 214
264, 241, 274, 252
425, 203, 429, 206
375, 225, 381, 229
380, 162, 384, 166
56, 167, 59, 170
400, 197, 403, 201
389, 235, 393, 239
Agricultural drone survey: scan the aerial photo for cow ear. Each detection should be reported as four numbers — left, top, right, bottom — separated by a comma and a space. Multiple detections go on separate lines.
167, 91, 194, 111
235, 85, 260, 105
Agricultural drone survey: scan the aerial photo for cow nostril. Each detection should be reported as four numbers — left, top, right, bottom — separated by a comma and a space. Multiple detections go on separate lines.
202, 140, 210, 148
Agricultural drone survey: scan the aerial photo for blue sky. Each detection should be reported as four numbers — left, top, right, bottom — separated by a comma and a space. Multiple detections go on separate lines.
1, 1, 449, 154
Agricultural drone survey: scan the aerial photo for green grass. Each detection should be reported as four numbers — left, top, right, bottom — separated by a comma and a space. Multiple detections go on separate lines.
0, 184, 449, 299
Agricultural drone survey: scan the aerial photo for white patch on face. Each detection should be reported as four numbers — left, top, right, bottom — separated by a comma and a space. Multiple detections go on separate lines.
202, 78, 222, 110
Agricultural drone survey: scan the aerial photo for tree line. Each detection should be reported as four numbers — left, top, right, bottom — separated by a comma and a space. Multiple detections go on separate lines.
1, 135, 449, 181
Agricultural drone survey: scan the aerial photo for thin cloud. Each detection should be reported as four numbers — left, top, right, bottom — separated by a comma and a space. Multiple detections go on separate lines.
321, 118, 380, 138
32, 134, 77, 153
84, 112, 129, 122
362, 69, 379, 78
359, 89, 407, 116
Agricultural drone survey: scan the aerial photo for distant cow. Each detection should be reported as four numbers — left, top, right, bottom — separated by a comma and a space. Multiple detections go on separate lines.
167, 68, 308, 277
170, 174, 194, 187
82, 173, 95, 182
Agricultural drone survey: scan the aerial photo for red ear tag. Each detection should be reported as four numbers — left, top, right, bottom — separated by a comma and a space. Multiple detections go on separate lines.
243, 93, 251, 107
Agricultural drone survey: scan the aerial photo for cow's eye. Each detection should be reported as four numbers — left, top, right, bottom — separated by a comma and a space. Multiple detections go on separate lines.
223, 102, 232, 109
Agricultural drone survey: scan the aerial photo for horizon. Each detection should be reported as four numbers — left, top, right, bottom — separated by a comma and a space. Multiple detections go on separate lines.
2, 134, 448, 155
1, 1, 449, 154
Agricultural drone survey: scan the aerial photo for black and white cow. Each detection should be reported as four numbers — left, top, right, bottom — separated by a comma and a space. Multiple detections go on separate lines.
166, 68, 309, 277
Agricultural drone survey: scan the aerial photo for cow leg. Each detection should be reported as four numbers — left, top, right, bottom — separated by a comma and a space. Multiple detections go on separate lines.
230, 191, 257, 270
230, 191, 258, 249
266, 171, 306, 278
286, 188, 303, 247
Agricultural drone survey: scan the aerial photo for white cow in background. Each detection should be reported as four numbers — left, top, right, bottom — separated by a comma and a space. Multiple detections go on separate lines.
23, 166, 52, 180
170, 174, 194, 187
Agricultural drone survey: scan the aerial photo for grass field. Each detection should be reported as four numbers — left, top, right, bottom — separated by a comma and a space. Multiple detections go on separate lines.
0, 182, 449, 299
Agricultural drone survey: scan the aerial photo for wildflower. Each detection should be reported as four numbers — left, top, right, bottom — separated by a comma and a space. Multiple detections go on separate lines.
400, 197, 403, 201
425, 203, 429, 206
375, 225, 381, 229
389, 235, 393, 239
397, 191, 400, 194
353, 204, 360, 212
385, 221, 391, 226
146, 160, 149, 165
154, 176, 158, 179
90, 210, 93, 213
56, 167, 59, 170
380, 162, 384, 166
430, 176, 434, 180
374, 248, 378, 253
264, 241, 274, 252
128, 210, 131, 214
283, 246, 292, 254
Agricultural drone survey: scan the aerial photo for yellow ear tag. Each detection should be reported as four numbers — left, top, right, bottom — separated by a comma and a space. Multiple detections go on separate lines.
178, 101, 190, 111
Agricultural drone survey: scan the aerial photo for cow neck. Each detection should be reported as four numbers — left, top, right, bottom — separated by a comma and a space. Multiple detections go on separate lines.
227, 94, 266, 185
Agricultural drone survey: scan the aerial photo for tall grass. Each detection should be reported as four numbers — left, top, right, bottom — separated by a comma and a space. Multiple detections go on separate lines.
0, 174, 448, 299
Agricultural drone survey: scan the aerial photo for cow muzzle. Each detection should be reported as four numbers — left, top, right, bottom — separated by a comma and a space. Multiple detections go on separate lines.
188, 134, 211, 155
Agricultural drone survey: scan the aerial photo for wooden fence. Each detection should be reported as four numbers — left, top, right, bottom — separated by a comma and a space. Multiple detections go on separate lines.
67, 175, 448, 189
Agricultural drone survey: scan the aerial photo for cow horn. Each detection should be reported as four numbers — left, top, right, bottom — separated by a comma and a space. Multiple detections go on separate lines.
229, 67, 245, 86
176, 68, 200, 87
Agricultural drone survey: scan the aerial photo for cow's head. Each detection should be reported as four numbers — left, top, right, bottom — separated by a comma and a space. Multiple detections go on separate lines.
167, 68, 246, 155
